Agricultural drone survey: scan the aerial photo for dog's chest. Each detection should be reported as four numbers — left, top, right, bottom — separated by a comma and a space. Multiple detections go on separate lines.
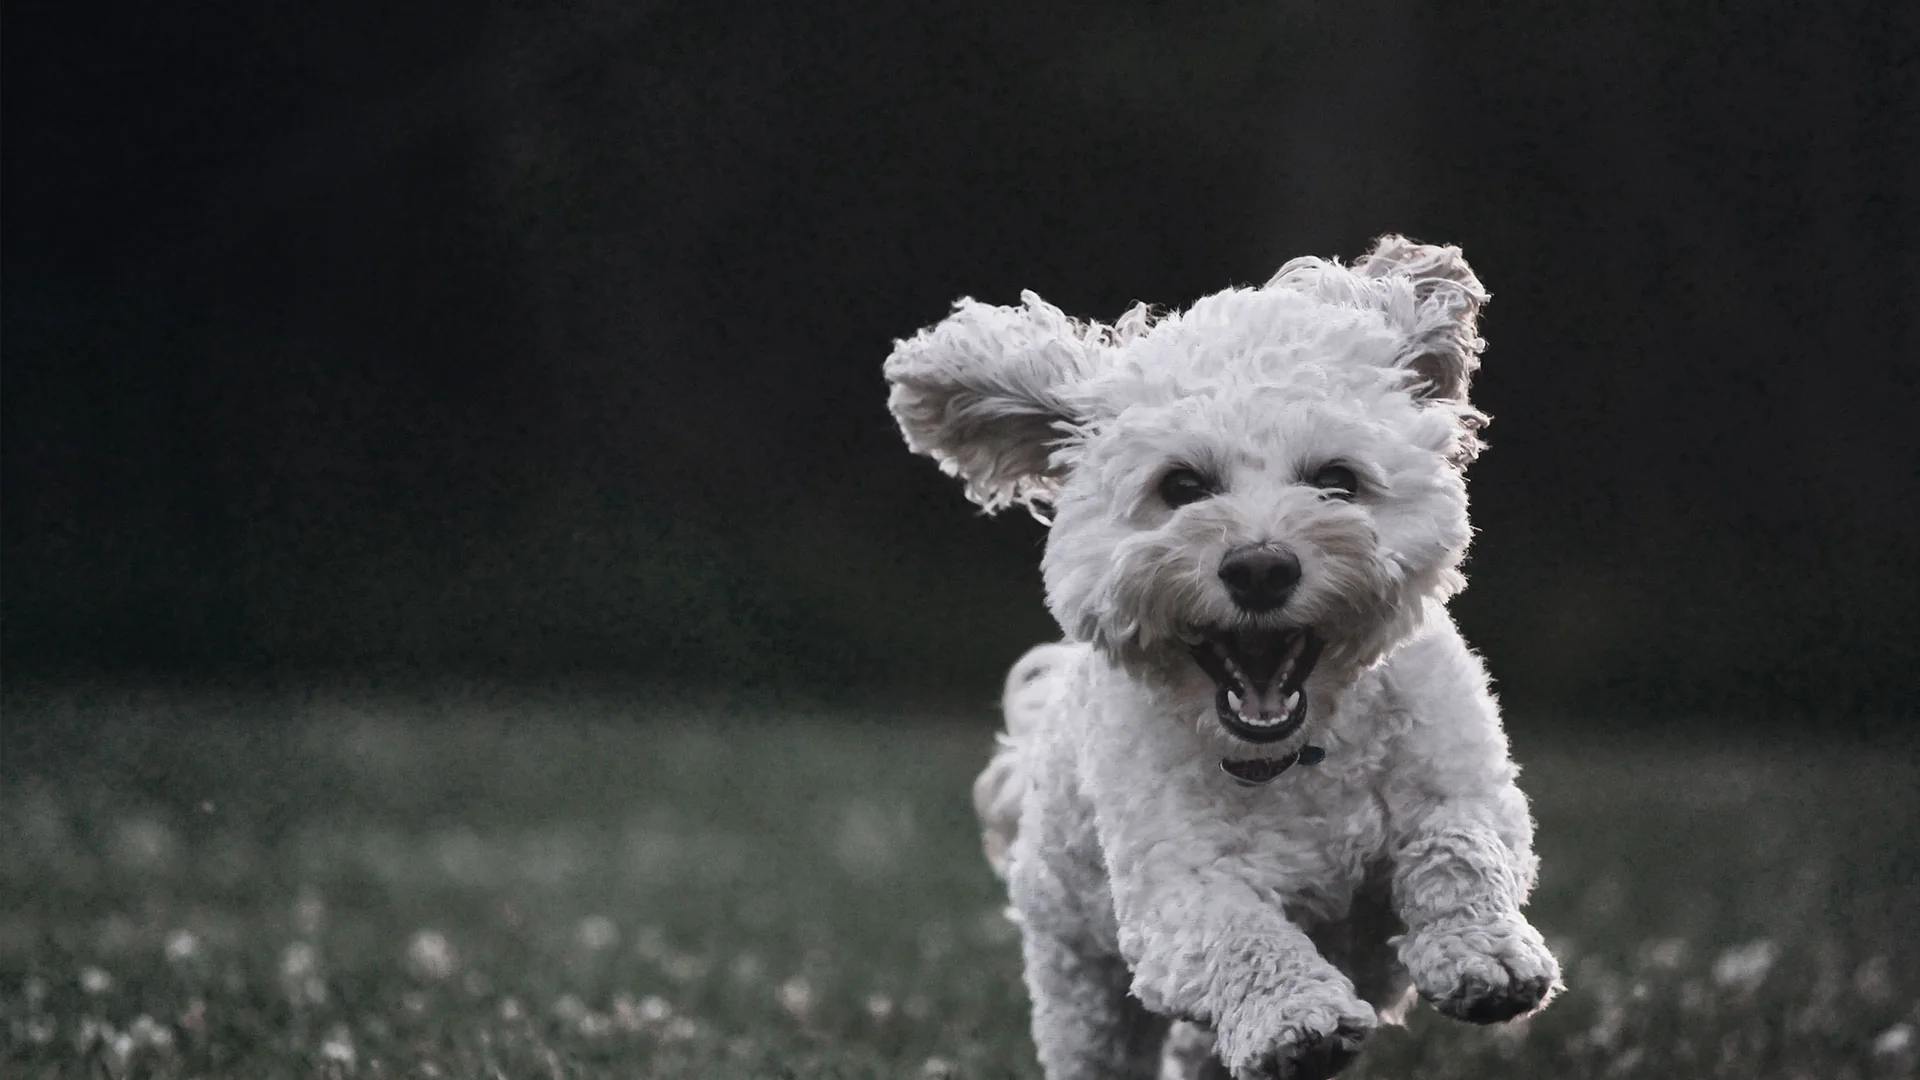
1213, 762, 1389, 916
1076, 665, 1400, 922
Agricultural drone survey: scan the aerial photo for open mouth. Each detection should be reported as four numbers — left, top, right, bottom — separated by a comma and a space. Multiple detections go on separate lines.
1188, 628, 1324, 744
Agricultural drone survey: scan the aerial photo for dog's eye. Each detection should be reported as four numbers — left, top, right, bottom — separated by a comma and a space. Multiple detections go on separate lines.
1309, 464, 1359, 499
1157, 468, 1215, 508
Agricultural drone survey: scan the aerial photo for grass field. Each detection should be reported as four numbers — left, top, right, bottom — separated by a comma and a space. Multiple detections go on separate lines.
3, 684, 1917, 1079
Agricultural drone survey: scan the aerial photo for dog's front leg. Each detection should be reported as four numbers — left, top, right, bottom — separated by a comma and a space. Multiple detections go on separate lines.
1087, 759, 1376, 1080
1382, 630, 1562, 1023
1110, 865, 1375, 1080
1388, 810, 1561, 1023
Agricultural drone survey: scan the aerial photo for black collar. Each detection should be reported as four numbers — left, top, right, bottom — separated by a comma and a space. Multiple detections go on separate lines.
1220, 744, 1325, 786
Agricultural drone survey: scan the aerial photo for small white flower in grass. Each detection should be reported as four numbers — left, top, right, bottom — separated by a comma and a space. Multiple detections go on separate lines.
661, 1016, 699, 1043
293, 889, 327, 936
1605, 1047, 1645, 1076
551, 994, 589, 1024
319, 1024, 357, 1071
576, 915, 619, 951
405, 930, 457, 981
865, 993, 895, 1022
1586, 1002, 1627, 1051
129, 1014, 173, 1051
402, 991, 429, 1015
609, 993, 642, 1032
281, 942, 319, 979
730, 953, 765, 984
777, 976, 815, 1021
1712, 939, 1779, 994
80, 966, 114, 994
576, 1011, 613, 1038
1875, 1022, 1915, 1057
23, 1015, 56, 1045
104, 1028, 135, 1071
280, 942, 328, 1006
921, 1057, 957, 1080
1854, 955, 1896, 1004
497, 996, 524, 1021
1639, 937, 1687, 971
179, 998, 207, 1037
75, 1017, 103, 1052
640, 995, 673, 1024
164, 929, 200, 963
110, 817, 178, 871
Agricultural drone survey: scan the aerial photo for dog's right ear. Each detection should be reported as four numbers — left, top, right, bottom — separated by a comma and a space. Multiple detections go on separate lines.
885, 291, 1103, 514
1353, 235, 1487, 407
1352, 235, 1492, 465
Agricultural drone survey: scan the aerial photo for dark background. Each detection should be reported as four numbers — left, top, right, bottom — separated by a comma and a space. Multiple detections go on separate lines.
5, 0, 1916, 723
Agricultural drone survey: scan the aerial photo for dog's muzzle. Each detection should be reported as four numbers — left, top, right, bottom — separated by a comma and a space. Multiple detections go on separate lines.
1189, 628, 1323, 744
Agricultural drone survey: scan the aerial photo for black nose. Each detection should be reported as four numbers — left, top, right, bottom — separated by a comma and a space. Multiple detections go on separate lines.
1218, 545, 1301, 612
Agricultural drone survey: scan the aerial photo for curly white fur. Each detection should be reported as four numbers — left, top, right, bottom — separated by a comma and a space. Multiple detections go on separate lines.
888, 236, 1560, 1080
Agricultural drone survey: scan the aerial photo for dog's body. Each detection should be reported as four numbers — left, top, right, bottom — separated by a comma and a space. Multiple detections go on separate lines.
888, 238, 1559, 1079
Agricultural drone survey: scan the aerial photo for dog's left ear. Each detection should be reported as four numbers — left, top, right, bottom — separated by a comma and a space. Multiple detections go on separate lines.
1355, 235, 1487, 406
1355, 235, 1490, 463
885, 291, 1105, 513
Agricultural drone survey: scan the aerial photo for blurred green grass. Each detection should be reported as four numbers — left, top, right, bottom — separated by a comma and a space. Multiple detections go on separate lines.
3, 684, 1917, 1078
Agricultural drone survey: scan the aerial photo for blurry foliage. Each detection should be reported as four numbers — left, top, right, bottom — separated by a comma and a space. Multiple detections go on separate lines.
2, 693, 1917, 1076
3, 0, 1914, 718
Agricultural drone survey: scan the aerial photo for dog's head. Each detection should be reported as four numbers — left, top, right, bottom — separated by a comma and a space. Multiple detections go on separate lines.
886, 236, 1490, 746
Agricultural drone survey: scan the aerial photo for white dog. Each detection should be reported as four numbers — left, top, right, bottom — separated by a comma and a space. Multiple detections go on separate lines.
885, 237, 1561, 1080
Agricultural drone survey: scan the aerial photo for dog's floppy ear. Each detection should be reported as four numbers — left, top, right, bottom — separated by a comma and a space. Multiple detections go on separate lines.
1355, 235, 1488, 407
885, 291, 1103, 513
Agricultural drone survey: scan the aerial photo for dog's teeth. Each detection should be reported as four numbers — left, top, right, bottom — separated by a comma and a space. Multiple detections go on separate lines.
1226, 690, 1243, 712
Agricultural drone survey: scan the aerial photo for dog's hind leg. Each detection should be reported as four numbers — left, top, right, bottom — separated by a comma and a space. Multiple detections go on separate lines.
976, 642, 1085, 878
1012, 822, 1169, 1078
1009, 796, 1170, 1079
1003, 650, 1165, 1080
1019, 927, 1169, 1080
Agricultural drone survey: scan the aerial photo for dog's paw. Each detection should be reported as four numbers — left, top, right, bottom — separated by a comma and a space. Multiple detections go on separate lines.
1400, 915, 1562, 1024
1219, 985, 1376, 1080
